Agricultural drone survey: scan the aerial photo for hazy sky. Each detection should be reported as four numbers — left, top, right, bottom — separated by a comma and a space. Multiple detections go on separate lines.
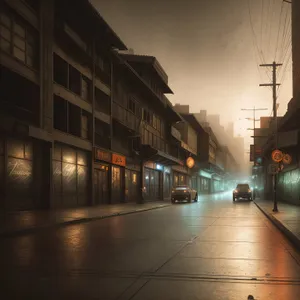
91, 0, 292, 154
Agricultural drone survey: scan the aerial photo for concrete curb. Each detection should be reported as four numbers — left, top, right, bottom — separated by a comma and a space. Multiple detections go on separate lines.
0, 203, 171, 238
254, 201, 300, 251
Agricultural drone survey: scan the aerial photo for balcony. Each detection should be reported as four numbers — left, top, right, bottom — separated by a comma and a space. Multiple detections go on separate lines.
171, 126, 181, 141
95, 132, 110, 150
112, 102, 140, 132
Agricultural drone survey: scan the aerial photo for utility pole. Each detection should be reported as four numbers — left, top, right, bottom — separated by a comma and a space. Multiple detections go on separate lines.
241, 107, 268, 199
259, 61, 282, 212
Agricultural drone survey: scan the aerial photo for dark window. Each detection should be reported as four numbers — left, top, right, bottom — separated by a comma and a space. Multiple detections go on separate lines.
149, 131, 153, 146
0, 9, 39, 68
53, 54, 69, 88
69, 65, 81, 95
143, 109, 152, 124
81, 110, 92, 140
95, 119, 110, 149
156, 118, 161, 133
81, 76, 90, 102
81, 114, 88, 139
153, 115, 157, 129
95, 87, 110, 115
53, 95, 68, 132
128, 98, 136, 114
68, 103, 81, 137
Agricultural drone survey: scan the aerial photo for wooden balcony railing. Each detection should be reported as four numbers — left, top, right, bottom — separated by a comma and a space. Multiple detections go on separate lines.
112, 102, 140, 132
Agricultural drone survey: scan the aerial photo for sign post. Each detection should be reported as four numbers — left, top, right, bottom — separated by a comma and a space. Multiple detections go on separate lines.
271, 149, 283, 212
270, 150, 292, 212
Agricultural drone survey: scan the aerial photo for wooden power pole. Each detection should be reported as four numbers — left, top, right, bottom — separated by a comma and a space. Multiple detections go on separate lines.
259, 61, 282, 212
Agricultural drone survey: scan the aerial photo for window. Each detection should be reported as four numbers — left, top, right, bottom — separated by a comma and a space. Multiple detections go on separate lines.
81, 114, 88, 139
128, 98, 136, 114
81, 111, 90, 140
153, 115, 157, 129
53, 95, 68, 132
81, 76, 90, 102
69, 65, 81, 95
132, 173, 137, 184
143, 129, 148, 144
53, 54, 68, 87
153, 135, 157, 148
149, 132, 153, 146
0, 9, 38, 68
143, 109, 153, 124
68, 103, 81, 137
156, 117, 161, 133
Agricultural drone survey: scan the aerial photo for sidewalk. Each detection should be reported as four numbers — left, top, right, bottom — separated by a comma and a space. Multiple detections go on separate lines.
0, 201, 171, 238
254, 199, 300, 250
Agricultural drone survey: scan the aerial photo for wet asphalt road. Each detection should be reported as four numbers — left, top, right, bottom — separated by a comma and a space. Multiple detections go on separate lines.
1, 193, 300, 300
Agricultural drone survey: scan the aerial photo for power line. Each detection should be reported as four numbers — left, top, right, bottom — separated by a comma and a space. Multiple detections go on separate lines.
275, 0, 284, 60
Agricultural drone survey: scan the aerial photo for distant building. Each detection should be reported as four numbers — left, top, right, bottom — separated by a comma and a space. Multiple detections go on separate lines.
174, 104, 190, 114
226, 122, 234, 138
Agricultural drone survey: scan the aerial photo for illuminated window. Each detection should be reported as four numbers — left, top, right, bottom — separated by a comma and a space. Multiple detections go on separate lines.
132, 173, 137, 183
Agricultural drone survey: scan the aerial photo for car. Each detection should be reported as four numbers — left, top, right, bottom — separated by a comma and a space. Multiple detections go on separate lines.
171, 185, 198, 203
233, 183, 252, 201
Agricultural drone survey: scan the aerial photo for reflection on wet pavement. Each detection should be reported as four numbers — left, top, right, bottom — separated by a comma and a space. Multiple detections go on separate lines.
1, 192, 300, 299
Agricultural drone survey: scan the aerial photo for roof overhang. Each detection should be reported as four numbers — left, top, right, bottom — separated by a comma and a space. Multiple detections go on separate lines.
141, 145, 183, 166
86, 1, 127, 50
118, 54, 173, 93
57, 0, 127, 51
166, 101, 183, 123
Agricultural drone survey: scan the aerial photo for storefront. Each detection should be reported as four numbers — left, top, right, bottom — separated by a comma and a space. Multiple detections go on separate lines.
0, 135, 50, 211
211, 175, 224, 193
144, 161, 163, 201
172, 165, 189, 187
125, 158, 140, 203
94, 148, 126, 204
198, 170, 211, 194
53, 143, 91, 208
191, 176, 197, 191
163, 166, 171, 199
94, 149, 111, 204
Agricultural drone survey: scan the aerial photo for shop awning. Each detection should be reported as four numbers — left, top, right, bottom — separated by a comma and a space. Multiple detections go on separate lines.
142, 145, 183, 166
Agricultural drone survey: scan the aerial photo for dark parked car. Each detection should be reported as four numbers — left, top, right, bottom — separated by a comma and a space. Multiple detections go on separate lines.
233, 184, 252, 201
171, 185, 198, 203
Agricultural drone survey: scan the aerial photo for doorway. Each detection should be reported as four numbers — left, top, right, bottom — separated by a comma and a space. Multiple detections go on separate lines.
94, 168, 109, 204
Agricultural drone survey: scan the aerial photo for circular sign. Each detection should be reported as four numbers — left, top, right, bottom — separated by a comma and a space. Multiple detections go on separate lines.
271, 149, 283, 163
282, 154, 292, 165
186, 157, 195, 169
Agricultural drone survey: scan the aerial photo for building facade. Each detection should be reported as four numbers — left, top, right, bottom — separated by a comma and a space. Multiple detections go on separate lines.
0, 0, 185, 211
259, 1, 300, 205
